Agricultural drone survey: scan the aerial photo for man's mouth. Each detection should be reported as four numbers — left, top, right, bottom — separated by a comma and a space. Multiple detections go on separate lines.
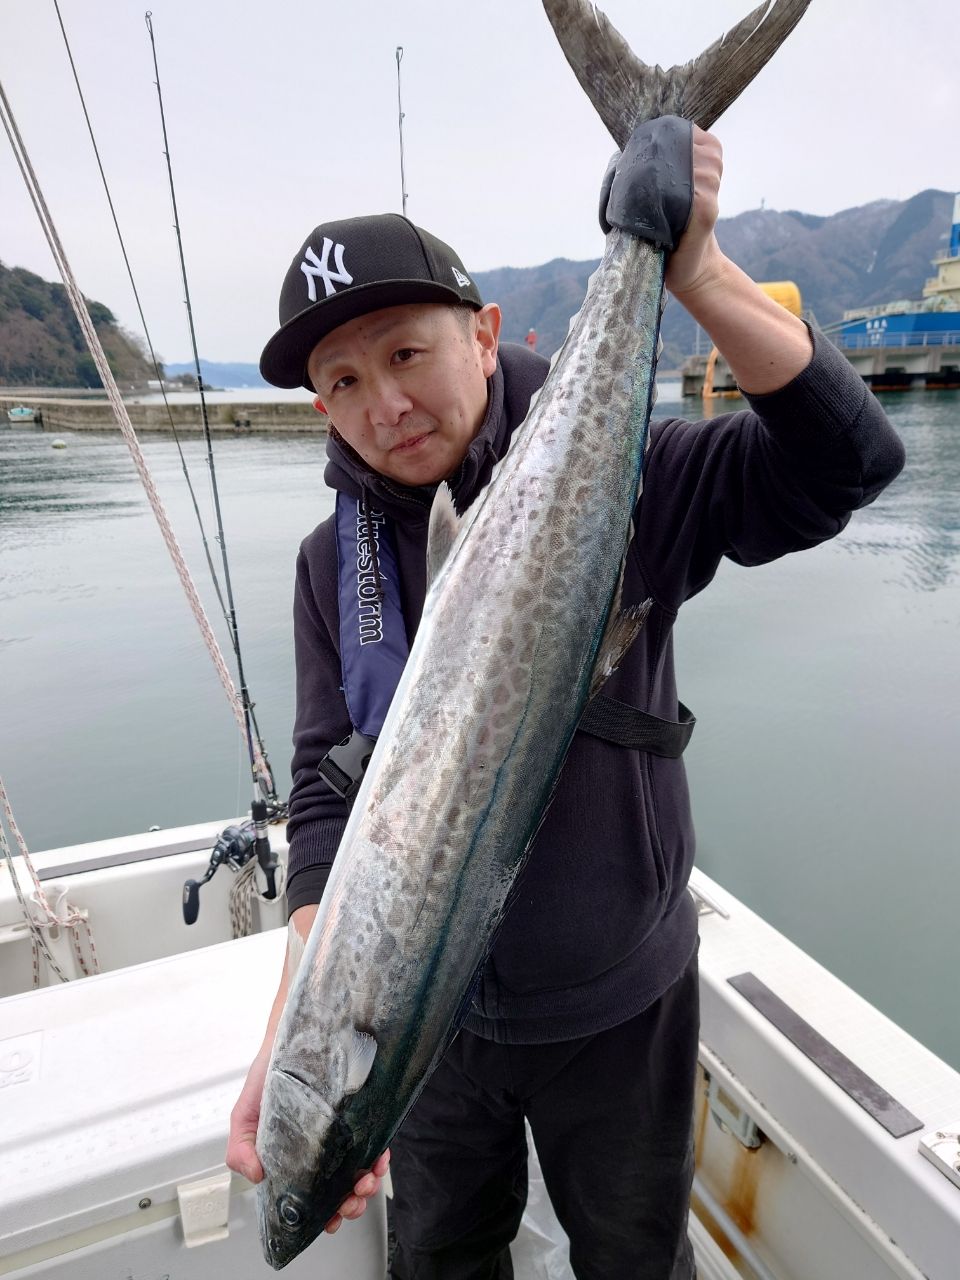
391, 431, 432, 453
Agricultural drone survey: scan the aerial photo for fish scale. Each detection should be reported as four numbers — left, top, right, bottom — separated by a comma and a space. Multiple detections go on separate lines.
256, 0, 811, 1267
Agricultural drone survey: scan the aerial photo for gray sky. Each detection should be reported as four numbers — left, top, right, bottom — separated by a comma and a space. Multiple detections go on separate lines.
2, 0, 957, 364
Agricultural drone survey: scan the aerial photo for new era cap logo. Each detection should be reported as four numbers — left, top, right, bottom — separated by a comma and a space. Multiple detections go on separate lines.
452, 267, 471, 288
301, 239, 354, 303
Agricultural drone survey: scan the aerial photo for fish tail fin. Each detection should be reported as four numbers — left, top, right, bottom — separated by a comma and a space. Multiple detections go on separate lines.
542, 0, 810, 145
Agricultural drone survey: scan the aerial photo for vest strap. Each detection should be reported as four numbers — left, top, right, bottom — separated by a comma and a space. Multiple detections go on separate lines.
578, 694, 696, 758
318, 730, 378, 805
333, 493, 409, 739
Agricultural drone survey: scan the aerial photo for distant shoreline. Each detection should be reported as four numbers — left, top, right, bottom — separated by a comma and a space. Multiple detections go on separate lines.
3, 376, 686, 435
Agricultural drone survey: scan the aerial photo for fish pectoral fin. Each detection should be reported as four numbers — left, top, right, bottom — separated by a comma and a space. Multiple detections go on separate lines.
589, 599, 653, 699
345, 1029, 378, 1095
426, 483, 463, 585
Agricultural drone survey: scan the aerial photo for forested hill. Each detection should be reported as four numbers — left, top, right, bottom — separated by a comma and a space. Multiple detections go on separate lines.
0, 262, 153, 388
473, 188, 957, 366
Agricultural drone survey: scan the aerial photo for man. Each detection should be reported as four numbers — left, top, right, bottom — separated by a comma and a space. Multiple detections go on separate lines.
227, 127, 904, 1278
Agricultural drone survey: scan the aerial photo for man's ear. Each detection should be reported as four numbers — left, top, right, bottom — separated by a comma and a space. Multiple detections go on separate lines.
313, 395, 327, 415
474, 303, 502, 378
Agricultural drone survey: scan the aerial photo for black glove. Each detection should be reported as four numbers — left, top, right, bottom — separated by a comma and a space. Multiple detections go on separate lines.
599, 115, 694, 251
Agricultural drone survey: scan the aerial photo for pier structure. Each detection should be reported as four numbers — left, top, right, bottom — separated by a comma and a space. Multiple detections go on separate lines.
681, 331, 960, 398
0, 394, 327, 434
827, 328, 960, 391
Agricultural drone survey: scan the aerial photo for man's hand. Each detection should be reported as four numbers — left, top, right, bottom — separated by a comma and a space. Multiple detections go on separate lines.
660, 125, 813, 393
664, 126, 724, 300
225, 1047, 391, 1235
322, 1150, 392, 1234
226, 1046, 271, 1185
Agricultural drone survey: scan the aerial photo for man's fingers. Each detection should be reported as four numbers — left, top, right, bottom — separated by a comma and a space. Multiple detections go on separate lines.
320, 1153, 391, 1235
225, 1134, 263, 1184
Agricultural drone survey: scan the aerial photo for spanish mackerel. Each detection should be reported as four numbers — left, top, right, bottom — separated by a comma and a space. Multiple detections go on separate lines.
256, 0, 810, 1266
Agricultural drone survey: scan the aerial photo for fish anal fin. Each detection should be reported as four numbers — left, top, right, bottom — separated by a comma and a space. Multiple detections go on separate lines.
589, 598, 653, 699
426, 483, 463, 586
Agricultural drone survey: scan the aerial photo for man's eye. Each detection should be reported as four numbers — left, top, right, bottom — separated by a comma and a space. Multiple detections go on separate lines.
332, 375, 355, 392
394, 348, 417, 363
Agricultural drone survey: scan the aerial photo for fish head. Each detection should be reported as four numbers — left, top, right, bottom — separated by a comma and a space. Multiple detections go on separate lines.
256, 1065, 336, 1267
255, 1051, 372, 1269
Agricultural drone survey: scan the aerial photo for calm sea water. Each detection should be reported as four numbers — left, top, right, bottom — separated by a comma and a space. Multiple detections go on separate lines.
1, 389, 958, 1067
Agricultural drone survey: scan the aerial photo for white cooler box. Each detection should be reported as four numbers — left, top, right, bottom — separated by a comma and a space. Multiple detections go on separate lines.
0, 930, 387, 1278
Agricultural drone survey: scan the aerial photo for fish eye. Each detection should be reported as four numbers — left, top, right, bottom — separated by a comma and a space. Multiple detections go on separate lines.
277, 1194, 303, 1228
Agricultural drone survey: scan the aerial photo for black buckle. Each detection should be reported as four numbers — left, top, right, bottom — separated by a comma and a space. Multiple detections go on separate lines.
317, 730, 377, 807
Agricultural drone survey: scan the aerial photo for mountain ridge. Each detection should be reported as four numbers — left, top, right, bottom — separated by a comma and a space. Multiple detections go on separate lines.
473, 188, 956, 364
3, 189, 955, 385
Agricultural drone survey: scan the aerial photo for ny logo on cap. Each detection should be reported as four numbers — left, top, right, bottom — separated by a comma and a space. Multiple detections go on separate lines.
301, 238, 354, 302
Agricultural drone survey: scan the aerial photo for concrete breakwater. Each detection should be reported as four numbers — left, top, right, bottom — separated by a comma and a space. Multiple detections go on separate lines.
1, 395, 327, 434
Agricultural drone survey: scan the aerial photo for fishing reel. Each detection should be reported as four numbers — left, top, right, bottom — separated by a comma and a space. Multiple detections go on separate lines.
182, 801, 280, 925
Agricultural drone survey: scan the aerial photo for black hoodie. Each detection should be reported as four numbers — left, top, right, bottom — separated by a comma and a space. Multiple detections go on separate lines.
285, 335, 904, 1044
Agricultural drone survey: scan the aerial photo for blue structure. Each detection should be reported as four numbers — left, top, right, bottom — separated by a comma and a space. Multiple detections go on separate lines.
834, 310, 960, 350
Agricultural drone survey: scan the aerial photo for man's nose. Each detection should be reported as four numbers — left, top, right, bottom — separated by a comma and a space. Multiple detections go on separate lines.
367, 375, 413, 428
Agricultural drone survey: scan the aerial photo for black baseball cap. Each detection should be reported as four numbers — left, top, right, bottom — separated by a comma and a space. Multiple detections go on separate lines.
259, 213, 484, 391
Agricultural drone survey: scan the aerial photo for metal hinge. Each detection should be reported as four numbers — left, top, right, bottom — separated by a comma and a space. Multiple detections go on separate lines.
919, 1123, 960, 1191
706, 1072, 764, 1150
689, 884, 731, 920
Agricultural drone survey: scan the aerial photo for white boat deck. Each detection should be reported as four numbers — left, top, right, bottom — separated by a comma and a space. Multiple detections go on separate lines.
1, 823, 958, 1278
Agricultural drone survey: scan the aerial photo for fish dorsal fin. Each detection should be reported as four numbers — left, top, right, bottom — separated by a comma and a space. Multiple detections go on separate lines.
345, 1029, 378, 1095
426, 483, 463, 586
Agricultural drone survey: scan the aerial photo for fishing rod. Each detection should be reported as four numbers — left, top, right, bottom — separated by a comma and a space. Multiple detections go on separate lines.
50, 0, 230, 629
144, 11, 281, 899
396, 46, 408, 216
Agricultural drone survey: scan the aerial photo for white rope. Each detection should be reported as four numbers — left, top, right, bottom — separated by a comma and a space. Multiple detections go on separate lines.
229, 856, 286, 940
0, 775, 99, 986
0, 77, 273, 796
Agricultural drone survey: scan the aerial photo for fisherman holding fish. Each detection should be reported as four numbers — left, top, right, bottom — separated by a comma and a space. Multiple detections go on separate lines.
227, 5, 904, 1276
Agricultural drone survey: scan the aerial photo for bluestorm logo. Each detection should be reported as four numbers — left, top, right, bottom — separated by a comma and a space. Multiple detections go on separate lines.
356, 508, 387, 645
301, 238, 353, 302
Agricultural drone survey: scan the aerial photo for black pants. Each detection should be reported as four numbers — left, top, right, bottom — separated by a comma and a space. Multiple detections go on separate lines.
390, 951, 699, 1280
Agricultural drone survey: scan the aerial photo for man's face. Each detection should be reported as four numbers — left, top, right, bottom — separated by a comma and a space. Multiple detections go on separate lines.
307, 302, 501, 487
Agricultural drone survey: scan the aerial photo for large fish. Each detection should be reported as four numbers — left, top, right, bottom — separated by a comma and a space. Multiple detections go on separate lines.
256, 0, 810, 1267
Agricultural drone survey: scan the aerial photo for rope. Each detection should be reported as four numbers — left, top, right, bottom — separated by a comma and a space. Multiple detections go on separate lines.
0, 77, 273, 796
0, 774, 99, 986
229, 856, 286, 940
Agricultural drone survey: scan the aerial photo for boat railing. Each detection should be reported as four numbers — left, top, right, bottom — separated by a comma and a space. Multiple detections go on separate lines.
830, 329, 960, 351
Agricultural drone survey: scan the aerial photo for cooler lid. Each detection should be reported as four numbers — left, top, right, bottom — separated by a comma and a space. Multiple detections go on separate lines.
0, 930, 284, 1253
